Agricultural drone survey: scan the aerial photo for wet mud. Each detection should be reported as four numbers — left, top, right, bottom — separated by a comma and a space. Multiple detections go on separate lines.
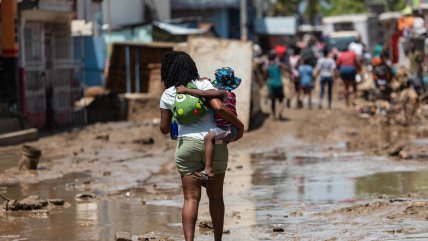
1, 108, 428, 240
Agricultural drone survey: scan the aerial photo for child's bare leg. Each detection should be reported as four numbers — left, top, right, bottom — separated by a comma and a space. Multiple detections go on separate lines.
203, 131, 216, 177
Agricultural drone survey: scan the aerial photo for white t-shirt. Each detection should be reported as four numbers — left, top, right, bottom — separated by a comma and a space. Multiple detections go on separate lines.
159, 79, 217, 140
316, 57, 336, 77
349, 42, 364, 56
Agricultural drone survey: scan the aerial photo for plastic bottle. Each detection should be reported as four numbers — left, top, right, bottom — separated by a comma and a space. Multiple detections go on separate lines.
170, 119, 178, 140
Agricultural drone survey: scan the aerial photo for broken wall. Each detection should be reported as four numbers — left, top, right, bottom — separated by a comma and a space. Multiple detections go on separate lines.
188, 37, 253, 130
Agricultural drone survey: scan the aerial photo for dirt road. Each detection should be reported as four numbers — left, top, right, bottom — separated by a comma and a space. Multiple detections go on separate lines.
1, 104, 428, 240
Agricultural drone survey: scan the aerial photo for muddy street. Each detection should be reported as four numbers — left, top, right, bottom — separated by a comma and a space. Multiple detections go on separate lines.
1, 106, 428, 240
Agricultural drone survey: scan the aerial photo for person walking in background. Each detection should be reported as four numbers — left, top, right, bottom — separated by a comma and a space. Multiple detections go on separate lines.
298, 58, 315, 108
372, 55, 393, 101
264, 50, 287, 119
348, 35, 365, 59
336, 45, 361, 106
159, 51, 244, 241
315, 48, 336, 109
407, 42, 424, 94
289, 45, 302, 108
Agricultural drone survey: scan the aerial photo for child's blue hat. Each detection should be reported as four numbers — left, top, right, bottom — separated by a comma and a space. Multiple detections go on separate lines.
212, 67, 241, 91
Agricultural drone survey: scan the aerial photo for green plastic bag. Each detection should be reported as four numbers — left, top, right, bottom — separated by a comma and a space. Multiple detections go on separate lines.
173, 82, 209, 124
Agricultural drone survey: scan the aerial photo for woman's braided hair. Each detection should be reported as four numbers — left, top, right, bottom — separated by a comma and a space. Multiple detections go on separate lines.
161, 51, 199, 88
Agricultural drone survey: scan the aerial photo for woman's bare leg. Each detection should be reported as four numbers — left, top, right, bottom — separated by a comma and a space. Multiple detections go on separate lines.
206, 173, 225, 241
181, 175, 202, 241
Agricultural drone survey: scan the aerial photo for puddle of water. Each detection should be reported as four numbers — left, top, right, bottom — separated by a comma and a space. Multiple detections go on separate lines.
356, 171, 428, 197
249, 149, 428, 203
0, 173, 182, 241
219, 149, 428, 240
412, 138, 428, 146
0, 148, 20, 171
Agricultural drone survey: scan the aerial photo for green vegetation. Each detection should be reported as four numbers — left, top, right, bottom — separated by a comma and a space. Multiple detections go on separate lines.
386, 0, 407, 11
272, 0, 407, 18
270, 0, 299, 16
322, 0, 368, 16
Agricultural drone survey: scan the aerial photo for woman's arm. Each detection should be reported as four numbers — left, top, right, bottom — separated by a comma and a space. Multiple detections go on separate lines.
159, 108, 173, 134
209, 98, 244, 141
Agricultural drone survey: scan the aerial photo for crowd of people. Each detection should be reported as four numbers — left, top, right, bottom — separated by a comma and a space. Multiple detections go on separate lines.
156, 38, 426, 241
258, 35, 426, 119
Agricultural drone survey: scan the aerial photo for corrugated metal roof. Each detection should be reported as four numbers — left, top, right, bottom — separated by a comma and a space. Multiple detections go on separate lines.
153, 21, 207, 35
255, 17, 296, 35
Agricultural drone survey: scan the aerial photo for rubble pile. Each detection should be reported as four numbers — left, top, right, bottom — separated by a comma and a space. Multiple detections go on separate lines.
356, 67, 428, 126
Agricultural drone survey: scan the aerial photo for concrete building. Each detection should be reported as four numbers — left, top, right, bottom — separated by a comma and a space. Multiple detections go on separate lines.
0, 0, 83, 130
171, 0, 242, 39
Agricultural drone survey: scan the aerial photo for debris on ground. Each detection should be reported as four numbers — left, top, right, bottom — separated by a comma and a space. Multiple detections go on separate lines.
17, 145, 42, 170
272, 226, 285, 232
132, 137, 155, 145
75, 193, 96, 201
115, 231, 175, 241
198, 221, 213, 229
2, 194, 64, 211
250, 148, 287, 161
115, 232, 131, 241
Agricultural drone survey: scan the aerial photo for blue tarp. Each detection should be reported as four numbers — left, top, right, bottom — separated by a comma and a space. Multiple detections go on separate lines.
74, 36, 106, 87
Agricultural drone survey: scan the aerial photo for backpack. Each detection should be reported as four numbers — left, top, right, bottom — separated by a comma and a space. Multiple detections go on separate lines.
173, 82, 209, 124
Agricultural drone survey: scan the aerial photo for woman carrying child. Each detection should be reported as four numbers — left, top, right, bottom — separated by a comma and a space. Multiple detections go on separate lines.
159, 52, 244, 241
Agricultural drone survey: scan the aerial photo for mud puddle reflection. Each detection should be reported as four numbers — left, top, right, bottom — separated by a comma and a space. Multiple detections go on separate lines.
0, 172, 182, 241
218, 147, 428, 240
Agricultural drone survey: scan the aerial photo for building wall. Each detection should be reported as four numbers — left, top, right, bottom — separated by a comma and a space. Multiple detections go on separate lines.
172, 8, 240, 39
102, 0, 145, 27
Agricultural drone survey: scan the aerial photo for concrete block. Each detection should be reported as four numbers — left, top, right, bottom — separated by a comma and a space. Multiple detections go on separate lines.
0, 128, 38, 146
188, 37, 253, 130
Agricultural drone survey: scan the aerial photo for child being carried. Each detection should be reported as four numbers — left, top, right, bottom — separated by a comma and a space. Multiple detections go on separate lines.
176, 67, 240, 183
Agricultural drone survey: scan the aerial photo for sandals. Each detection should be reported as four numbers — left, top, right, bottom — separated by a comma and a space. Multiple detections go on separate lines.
192, 170, 213, 187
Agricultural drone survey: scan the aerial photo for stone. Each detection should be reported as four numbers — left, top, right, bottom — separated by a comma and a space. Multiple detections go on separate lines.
96, 134, 109, 141
399, 150, 410, 159
273, 227, 285, 232
198, 221, 213, 229
48, 199, 65, 205
132, 137, 155, 145
388, 144, 405, 156
115, 232, 131, 241
75, 193, 96, 200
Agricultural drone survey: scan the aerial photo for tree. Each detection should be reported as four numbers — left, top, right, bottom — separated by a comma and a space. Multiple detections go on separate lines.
322, 0, 368, 16
270, 0, 299, 16
386, 0, 407, 11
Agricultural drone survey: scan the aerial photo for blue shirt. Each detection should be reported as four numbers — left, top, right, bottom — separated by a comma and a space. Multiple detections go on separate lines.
298, 65, 314, 88
267, 63, 282, 88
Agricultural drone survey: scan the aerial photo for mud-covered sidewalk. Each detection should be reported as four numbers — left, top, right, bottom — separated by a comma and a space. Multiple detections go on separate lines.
1, 106, 428, 241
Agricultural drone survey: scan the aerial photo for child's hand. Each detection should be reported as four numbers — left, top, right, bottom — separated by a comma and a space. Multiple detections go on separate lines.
176, 85, 187, 94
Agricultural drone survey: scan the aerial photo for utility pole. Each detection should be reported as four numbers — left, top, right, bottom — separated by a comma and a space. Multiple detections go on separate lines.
240, 0, 248, 41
